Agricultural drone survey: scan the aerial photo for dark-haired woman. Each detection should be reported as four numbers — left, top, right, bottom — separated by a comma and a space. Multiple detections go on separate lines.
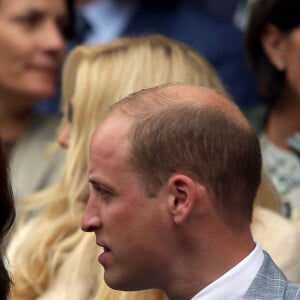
0, 141, 15, 300
245, 0, 300, 223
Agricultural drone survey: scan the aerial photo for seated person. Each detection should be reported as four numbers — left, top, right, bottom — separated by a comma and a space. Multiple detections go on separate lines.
245, 0, 300, 223
0, 0, 71, 209
81, 84, 300, 299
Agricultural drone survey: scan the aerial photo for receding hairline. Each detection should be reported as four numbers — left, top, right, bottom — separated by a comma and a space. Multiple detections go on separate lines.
110, 84, 251, 130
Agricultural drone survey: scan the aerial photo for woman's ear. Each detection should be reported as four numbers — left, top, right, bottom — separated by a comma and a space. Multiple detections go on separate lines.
261, 24, 287, 71
167, 174, 207, 225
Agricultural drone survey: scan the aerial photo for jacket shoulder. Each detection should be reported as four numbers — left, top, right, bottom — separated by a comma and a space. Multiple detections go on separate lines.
244, 251, 291, 299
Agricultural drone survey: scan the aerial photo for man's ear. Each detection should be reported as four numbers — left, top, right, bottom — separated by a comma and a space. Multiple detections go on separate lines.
261, 24, 287, 71
167, 174, 207, 225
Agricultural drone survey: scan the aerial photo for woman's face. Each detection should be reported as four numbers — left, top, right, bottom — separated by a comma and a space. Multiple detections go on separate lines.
0, 0, 67, 102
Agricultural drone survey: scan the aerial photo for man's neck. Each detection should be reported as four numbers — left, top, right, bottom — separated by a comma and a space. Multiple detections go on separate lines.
165, 226, 255, 300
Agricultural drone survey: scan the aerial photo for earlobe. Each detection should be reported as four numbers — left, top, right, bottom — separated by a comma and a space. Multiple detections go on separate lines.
167, 175, 196, 225
261, 24, 287, 71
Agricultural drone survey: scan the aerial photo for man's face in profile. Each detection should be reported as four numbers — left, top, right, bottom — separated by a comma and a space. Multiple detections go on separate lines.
81, 114, 170, 290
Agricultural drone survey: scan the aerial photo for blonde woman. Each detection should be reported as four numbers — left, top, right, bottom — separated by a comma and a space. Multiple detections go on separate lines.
9, 35, 300, 299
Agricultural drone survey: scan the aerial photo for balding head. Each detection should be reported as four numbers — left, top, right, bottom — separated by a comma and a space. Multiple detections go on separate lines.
107, 84, 262, 226
111, 84, 250, 128
166, 85, 250, 125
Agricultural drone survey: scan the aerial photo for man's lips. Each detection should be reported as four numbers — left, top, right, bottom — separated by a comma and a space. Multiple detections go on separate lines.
103, 246, 111, 252
97, 241, 111, 252
97, 241, 112, 265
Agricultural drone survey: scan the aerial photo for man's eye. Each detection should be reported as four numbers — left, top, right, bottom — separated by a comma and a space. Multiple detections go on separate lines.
96, 187, 109, 195
94, 186, 112, 199
89, 180, 116, 201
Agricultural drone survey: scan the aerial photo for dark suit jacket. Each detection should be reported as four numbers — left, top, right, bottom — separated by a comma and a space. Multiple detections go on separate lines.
122, 0, 258, 109
244, 251, 300, 299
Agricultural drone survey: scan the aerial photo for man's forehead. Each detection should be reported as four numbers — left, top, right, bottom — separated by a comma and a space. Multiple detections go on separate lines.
94, 114, 131, 138
88, 115, 135, 179
90, 114, 132, 158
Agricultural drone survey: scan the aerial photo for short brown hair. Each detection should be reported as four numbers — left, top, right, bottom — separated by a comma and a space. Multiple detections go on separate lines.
111, 86, 262, 225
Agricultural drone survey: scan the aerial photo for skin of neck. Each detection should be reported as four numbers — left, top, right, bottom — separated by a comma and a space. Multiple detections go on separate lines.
0, 90, 35, 145
162, 209, 255, 300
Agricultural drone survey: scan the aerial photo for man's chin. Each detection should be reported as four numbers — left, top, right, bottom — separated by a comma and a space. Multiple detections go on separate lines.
104, 273, 135, 291
104, 272, 151, 292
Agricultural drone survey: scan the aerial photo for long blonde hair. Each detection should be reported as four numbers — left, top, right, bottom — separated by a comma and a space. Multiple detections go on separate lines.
10, 35, 254, 299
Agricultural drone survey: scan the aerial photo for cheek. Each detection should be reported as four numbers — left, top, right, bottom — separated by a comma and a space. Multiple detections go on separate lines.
285, 33, 300, 95
0, 27, 29, 60
0, 39, 16, 69
126, 207, 161, 247
286, 58, 300, 96
0, 34, 29, 83
105, 206, 147, 243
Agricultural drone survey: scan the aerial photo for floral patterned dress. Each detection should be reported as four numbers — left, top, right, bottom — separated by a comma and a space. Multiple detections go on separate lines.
260, 134, 300, 223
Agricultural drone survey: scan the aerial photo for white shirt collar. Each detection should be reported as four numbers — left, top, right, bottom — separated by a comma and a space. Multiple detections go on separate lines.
79, 0, 137, 45
191, 243, 264, 300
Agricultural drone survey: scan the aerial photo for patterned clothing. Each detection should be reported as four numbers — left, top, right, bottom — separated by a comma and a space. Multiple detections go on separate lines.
260, 134, 300, 223
244, 251, 300, 299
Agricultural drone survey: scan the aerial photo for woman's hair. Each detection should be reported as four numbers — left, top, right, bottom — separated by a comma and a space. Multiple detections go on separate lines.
0, 142, 15, 300
245, 0, 300, 107
12, 34, 269, 299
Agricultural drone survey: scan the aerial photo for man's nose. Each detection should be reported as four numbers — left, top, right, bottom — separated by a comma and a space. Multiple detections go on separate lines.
81, 196, 102, 232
